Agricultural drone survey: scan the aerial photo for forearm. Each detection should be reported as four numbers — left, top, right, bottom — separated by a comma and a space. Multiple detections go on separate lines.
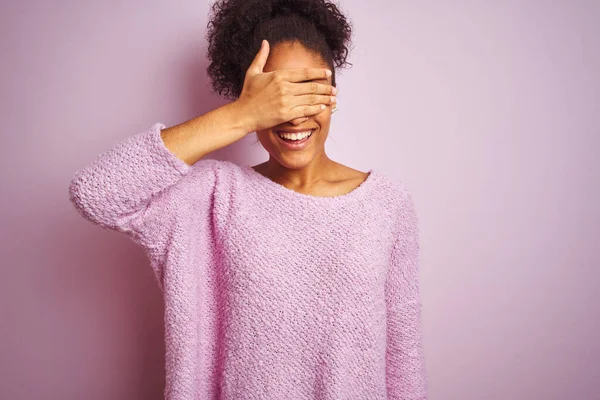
386, 300, 427, 399
160, 101, 251, 166
386, 190, 427, 398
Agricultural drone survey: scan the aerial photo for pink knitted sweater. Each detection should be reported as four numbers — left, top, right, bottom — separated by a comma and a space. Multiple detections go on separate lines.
68, 122, 427, 400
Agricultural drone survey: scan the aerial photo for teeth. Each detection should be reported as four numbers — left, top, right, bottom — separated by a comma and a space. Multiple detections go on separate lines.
277, 130, 312, 141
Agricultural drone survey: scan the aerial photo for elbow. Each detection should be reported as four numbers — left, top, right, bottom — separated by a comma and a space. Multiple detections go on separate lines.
68, 169, 109, 227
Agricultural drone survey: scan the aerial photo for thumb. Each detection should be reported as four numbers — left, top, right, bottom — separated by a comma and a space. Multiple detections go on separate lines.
247, 39, 270, 76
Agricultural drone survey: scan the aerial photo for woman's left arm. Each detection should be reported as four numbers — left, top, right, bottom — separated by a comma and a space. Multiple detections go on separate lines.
385, 191, 428, 399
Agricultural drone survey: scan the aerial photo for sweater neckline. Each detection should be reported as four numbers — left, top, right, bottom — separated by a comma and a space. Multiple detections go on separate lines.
241, 164, 377, 202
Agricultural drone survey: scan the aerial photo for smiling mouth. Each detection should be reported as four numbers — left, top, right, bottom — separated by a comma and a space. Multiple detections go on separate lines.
275, 129, 315, 143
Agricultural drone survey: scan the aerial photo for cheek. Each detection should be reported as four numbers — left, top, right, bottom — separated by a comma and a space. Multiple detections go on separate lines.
314, 113, 331, 133
256, 129, 272, 141
255, 130, 273, 148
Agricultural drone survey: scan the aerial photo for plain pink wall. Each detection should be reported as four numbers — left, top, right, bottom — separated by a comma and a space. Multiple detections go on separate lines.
1, 1, 599, 399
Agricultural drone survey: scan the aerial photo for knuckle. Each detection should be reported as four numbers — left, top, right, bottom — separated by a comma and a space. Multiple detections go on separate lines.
277, 96, 287, 109
280, 82, 289, 95
311, 82, 317, 93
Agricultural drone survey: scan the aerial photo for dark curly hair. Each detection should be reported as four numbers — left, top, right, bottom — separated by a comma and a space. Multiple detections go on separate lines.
206, 0, 353, 100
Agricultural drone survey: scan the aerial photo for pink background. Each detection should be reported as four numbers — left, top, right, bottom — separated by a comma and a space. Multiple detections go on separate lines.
1, 1, 599, 399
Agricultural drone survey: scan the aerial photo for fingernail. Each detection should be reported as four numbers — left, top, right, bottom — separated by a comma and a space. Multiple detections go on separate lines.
320, 104, 326, 110
331, 96, 336, 103
325, 69, 332, 77
332, 87, 338, 95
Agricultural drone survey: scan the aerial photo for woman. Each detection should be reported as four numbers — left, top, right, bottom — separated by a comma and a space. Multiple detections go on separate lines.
69, 0, 427, 398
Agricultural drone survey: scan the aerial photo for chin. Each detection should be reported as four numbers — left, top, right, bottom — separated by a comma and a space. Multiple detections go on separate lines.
274, 153, 314, 169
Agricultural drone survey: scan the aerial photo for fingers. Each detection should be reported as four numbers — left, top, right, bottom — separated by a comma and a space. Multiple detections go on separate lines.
291, 94, 336, 108
291, 104, 328, 119
247, 40, 270, 76
276, 67, 331, 83
285, 81, 336, 121
289, 81, 337, 96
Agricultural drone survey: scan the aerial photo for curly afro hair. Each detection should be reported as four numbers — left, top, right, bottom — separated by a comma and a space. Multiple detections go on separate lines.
206, 0, 353, 100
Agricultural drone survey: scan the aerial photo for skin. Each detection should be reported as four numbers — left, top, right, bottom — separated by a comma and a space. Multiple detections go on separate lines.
251, 40, 370, 197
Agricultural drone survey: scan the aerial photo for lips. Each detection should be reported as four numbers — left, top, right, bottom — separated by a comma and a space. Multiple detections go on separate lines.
274, 129, 315, 150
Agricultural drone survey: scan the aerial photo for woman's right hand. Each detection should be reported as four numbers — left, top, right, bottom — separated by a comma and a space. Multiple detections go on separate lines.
235, 39, 337, 133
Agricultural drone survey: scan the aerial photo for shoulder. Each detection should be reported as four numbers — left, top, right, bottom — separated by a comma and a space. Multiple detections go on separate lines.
187, 158, 243, 181
371, 169, 419, 236
371, 169, 416, 210
164, 158, 242, 200
187, 158, 256, 198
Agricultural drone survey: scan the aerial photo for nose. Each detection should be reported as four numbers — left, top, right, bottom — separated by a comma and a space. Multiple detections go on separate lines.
289, 117, 308, 125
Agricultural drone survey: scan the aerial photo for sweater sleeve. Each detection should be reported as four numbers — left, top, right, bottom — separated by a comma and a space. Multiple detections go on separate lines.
385, 190, 428, 399
68, 122, 217, 285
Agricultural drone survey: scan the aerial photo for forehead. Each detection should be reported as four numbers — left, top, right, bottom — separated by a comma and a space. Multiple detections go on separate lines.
264, 41, 330, 82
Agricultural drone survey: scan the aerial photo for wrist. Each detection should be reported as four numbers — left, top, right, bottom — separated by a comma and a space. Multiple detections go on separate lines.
225, 100, 255, 135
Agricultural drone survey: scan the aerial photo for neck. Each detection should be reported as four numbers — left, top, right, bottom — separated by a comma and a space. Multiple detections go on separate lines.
263, 153, 336, 187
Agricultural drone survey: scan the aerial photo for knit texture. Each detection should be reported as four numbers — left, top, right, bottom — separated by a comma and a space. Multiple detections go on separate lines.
68, 123, 427, 400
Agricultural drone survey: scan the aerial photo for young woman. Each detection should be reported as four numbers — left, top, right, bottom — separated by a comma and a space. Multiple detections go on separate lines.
69, 0, 427, 398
